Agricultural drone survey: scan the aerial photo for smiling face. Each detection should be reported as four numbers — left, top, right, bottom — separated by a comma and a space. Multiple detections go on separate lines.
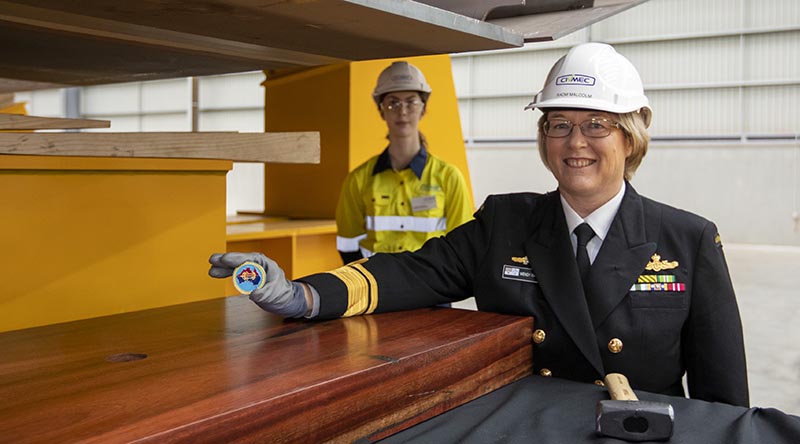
379, 91, 425, 139
541, 109, 631, 215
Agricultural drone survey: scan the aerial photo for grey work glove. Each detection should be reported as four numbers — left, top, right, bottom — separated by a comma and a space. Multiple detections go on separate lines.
208, 252, 308, 318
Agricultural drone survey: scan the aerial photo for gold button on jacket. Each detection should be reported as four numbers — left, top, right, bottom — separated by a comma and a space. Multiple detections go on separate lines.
608, 338, 623, 353
532, 329, 546, 344
539, 368, 552, 377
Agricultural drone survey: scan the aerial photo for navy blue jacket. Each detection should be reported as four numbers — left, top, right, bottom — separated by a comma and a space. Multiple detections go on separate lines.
301, 184, 749, 407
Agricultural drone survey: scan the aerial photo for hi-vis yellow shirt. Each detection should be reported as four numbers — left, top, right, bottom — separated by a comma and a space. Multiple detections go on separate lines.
336, 147, 473, 260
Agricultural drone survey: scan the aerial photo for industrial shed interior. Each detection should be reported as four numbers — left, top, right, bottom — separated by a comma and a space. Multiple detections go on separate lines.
2, 0, 800, 442
16, 0, 799, 246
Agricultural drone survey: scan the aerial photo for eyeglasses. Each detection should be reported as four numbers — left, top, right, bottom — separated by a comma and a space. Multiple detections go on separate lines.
381, 99, 423, 112
543, 118, 621, 138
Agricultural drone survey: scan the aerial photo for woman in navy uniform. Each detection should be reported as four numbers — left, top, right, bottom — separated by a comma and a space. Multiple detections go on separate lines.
209, 43, 749, 407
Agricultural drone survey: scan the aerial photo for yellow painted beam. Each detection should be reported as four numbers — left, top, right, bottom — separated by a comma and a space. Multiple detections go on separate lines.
0, 155, 230, 332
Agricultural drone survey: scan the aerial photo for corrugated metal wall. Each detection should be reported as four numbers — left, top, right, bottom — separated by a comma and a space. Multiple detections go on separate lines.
455, 0, 800, 246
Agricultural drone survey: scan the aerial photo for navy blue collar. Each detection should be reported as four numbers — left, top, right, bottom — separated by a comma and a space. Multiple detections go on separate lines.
372, 144, 428, 179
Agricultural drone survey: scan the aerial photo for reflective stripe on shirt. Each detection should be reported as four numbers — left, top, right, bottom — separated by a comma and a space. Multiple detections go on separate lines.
337, 234, 367, 253
365, 215, 447, 233
360, 246, 374, 257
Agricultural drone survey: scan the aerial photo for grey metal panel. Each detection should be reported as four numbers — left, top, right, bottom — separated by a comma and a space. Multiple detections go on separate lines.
634, 143, 800, 246
421, 0, 594, 21
81, 84, 143, 116
618, 38, 743, 86
744, 0, 800, 28
594, 0, 800, 40
141, 113, 190, 132
141, 79, 190, 114
591, 0, 740, 39
0, 0, 522, 93
744, 31, 800, 83
468, 49, 564, 96
647, 88, 743, 136
450, 58, 472, 95
487, 0, 650, 42
198, 72, 266, 110
744, 85, 800, 134
81, 115, 142, 132
0, 0, 658, 93
13, 89, 63, 117
470, 97, 536, 139
199, 109, 265, 133
415, 0, 526, 20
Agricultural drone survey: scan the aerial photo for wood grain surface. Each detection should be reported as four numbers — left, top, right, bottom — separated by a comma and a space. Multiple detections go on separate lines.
0, 131, 320, 163
0, 297, 532, 443
0, 114, 110, 130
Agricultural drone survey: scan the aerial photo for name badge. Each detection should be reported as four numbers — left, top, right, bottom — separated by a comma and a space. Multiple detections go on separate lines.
502, 265, 537, 283
411, 195, 437, 212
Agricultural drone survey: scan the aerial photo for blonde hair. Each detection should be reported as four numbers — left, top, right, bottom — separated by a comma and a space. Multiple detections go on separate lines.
536, 110, 651, 181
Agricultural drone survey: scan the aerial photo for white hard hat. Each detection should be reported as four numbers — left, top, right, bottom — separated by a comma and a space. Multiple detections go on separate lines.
525, 43, 652, 126
372, 61, 432, 105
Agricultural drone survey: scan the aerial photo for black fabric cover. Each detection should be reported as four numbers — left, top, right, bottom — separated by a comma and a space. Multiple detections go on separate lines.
379, 376, 800, 444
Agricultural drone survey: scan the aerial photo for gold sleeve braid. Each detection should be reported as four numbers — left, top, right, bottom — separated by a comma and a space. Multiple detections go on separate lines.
326, 262, 379, 317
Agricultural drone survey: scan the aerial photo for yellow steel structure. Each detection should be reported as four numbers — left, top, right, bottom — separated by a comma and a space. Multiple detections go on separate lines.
0, 55, 472, 331
0, 155, 228, 332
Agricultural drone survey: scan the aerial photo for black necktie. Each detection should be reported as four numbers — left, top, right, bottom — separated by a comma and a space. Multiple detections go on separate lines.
574, 223, 595, 290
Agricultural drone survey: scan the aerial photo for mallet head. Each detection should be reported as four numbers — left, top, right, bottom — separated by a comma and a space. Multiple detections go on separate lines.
596, 399, 674, 442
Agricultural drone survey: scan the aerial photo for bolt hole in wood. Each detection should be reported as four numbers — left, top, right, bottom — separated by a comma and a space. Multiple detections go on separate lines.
106, 353, 148, 363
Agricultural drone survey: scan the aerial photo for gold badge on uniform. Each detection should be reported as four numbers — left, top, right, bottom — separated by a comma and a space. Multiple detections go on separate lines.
502, 256, 537, 283
635, 254, 684, 292
511, 256, 529, 266
645, 253, 678, 272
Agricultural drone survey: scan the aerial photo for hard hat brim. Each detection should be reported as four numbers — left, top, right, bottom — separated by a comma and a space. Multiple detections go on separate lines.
525, 97, 649, 115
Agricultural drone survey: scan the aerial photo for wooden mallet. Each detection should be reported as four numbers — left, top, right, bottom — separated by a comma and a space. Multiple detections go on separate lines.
596, 373, 675, 442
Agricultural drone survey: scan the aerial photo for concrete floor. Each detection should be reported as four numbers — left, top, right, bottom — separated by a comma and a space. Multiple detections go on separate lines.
452, 243, 800, 415
726, 243, 800, 415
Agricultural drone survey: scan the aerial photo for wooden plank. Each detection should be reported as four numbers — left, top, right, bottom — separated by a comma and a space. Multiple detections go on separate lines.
0, 93, 13, 108
0, 131, 320, 163
0, 113, 110, 130
0, 297, 533, 444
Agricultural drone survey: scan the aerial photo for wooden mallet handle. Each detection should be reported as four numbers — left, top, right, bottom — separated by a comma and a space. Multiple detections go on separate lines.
604, 373, 639, 401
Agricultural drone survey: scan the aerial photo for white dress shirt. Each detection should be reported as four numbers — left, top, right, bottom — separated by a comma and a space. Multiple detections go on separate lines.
561, 182, 626, 265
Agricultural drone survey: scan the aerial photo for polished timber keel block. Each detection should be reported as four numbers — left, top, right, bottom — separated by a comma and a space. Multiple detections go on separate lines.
0, 296, 533, 443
